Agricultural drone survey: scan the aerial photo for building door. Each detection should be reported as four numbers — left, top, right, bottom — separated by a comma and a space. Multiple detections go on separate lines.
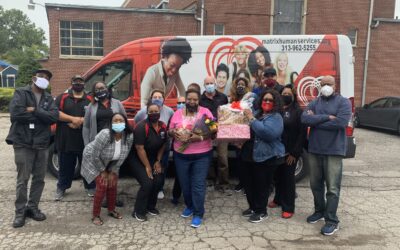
6, 75, 15, 88
273, 0, 305, 34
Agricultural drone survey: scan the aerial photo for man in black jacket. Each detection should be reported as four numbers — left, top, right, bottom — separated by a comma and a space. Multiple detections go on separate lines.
6, 69, 59, 228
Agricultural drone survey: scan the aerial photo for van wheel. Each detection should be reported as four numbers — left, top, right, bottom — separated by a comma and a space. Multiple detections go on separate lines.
295, 155, 307, 182
397, 122, 400, 135
48, 143, 81, 179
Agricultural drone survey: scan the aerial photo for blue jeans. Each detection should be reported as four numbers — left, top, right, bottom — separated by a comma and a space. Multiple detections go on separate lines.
174, 151, 212, 218
308, 153, 343, 224
57, 152, 95, 191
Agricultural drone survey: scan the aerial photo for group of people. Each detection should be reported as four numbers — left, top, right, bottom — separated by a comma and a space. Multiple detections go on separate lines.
7, 53, 351, 236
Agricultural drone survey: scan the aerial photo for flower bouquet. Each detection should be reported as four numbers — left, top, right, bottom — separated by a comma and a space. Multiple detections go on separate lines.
176, 114, 218, 153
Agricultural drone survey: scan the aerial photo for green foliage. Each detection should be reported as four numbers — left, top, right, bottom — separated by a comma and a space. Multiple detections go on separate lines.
0, 6, 48, 66
15, 58, 41, 88
0, 88, 15, 113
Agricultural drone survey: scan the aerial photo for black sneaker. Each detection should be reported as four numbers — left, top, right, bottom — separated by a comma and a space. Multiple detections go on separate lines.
248, 212, 267, 223
234, 183, 243, 192
242, 208, 254, 217
25, 207, 46, 221
306, 212, 324, 224
132, 212, 147, 222
147, 208, 160, 216
321, 222, 339, 236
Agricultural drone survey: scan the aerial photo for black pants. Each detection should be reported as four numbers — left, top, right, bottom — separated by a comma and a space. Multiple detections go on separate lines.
58, 152, 95, 191
132, 159, 163, 216
241, 159, 278, 214
273, 158, 296, 213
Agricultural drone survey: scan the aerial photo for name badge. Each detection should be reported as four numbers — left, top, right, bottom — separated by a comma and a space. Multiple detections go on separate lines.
160, 131, 165, 139
29, 123, 35, 129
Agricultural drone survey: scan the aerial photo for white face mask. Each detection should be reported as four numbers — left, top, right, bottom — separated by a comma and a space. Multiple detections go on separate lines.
33, 77, 49, 90
321, 85, 334, 97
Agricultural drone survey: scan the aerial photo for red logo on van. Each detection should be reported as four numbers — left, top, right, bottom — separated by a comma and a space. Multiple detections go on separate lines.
205, 37, 262, 77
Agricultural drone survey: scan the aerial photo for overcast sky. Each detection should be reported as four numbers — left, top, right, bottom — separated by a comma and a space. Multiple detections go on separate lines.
1, 0, 400, 45
0, 0, 125, 44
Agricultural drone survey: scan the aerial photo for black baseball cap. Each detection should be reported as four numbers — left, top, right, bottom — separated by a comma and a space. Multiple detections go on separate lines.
71, 74, 84, 81
35, 69, 53, 80
263, 67, 276, 77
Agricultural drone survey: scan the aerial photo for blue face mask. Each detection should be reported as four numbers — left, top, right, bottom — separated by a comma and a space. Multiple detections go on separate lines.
177, 103, 185, 110
205, 84, 216, 94
152, 98, 164, 107
112, 122, 125, 133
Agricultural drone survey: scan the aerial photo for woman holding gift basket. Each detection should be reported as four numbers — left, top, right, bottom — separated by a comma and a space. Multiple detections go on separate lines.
168, 88, 217, 228
242, 89, 285, 223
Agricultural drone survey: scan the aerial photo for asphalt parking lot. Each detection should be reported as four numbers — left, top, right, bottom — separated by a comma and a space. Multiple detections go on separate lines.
0, 114, 399, 249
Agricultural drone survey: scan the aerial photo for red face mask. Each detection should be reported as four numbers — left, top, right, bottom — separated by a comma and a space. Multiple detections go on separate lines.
263, 79, 276, 88
262, 101, 274, 112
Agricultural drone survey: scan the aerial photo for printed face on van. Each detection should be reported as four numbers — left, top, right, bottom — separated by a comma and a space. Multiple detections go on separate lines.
255, 51, 265, 67
216, 71, 228, 88
163, 54, 183, 77
235, 52, 247, 66
277, 54, 288, 71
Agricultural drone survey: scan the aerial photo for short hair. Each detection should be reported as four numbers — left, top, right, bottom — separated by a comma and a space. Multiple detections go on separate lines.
216, 63, 229, 79
256, 89, 283, 116
187, 83, 201, 92
185, 88, 201, 99
150, 89, 165, 99
161, 37, 192, 64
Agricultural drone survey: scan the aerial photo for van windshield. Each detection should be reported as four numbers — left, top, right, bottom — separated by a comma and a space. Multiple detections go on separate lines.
85, 61, 132, 101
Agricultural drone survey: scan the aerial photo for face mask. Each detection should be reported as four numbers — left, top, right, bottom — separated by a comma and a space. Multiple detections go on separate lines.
177, 103, 185, 110
282, 95, 293, 105
95, 89, 108, 100
205, 84, 216, 94
321, 85, 334, 97
152, 98, 164, 107
112, 122, 125, 133
264, 79, 276, 88
148, 113, 160, 123
33, 77, 49, 90
72, 83, 84, 93
186, 103, 198, 113
261, 101, 274, 112
236, 86, 246, 95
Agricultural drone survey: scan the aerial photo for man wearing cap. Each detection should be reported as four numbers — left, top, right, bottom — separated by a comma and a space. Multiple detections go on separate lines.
253, 68, 284, 96
54, 75, 95, 201
6, 69, 59, 228
199, 76, 229, 192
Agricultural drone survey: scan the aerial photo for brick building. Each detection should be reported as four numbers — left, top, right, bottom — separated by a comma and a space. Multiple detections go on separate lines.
43, 0, 400, 105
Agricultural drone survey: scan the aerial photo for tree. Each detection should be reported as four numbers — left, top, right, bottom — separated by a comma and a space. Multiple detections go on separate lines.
0, 6, 48, 65
15, 58, 41, 88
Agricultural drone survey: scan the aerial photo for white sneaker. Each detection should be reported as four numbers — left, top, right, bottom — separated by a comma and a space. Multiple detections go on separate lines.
157, 191, 165, 200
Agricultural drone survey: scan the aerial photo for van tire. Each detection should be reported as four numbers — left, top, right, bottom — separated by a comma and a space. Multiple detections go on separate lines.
48, 143, 81, 179
295, 152, 308, 182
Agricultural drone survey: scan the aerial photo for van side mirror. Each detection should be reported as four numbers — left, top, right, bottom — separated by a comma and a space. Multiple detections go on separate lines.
363, 104, 369, 109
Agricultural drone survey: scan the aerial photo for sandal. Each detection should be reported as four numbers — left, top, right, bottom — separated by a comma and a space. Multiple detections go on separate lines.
92, 216, 103, 226
108, 210, 123, 219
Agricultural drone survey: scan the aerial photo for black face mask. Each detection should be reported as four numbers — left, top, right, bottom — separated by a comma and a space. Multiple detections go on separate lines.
236, 86, 246, 95
72, 84, 84, 93
186, 103, 199, 113
148, 113, 160, 123
282, 95, 293, 105
95, 89, 108, 100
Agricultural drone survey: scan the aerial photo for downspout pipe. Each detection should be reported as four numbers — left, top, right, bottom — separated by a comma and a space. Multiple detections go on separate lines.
361, 0, 374, 106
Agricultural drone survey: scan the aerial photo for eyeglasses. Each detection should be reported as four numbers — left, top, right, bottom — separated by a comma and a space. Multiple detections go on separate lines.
177, 102, 185, 104
205, 83, 215, 85
320, 82, 334, 87
263, 98, 274, 102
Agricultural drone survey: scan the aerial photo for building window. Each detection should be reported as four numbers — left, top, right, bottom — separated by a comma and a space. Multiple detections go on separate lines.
214, 24, 224, 35
347, 29, 358, 47
273, 0, 304, 34
60, 21, 103, 57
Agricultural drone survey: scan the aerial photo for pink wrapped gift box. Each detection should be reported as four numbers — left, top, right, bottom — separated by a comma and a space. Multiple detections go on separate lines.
216, 124, 250, 142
